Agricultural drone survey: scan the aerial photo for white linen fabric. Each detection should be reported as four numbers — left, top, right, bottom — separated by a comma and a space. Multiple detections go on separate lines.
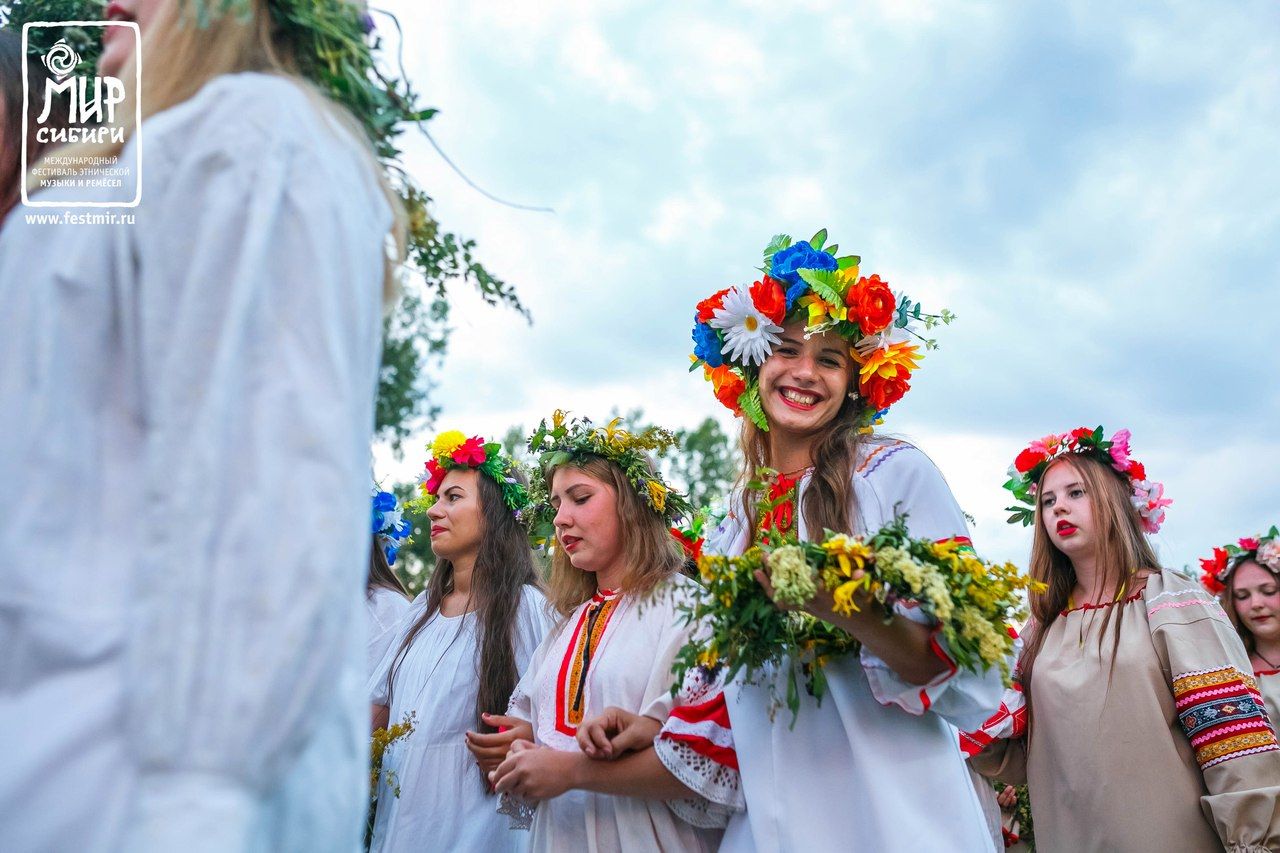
0, 72, 391, 852
709, 439, 1006, 852
367, 585, 553, 853
366, 586, 412, 677
504, 574, 725, 852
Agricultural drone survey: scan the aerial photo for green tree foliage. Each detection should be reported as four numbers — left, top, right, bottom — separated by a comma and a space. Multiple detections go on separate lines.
376, 193, 530, 451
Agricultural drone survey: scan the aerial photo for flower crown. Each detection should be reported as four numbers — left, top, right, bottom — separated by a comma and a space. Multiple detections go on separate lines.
524, 411, 694, 543
413, 431, 531, 515
372, 489, 413, 565
689, 228, 954, 431
1199, 526, 1280, 595
1003, 426, 1171, 534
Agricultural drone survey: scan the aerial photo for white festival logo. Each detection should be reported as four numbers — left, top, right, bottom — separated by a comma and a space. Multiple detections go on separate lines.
40, 38, 79, 81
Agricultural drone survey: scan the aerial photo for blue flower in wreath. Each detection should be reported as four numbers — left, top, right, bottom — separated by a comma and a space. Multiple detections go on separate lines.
770, 241, 838, 285
692, 319, 724, 368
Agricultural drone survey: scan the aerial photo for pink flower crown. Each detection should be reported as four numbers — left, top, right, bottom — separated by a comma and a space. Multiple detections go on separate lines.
1199, 526, 1280, 595
1002, 426, 1170, 534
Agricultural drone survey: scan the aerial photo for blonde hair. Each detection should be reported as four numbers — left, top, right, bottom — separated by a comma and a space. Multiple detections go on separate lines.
32, 0, 405, 297
1018, 454, 1160, 696
543, 455, 685, 617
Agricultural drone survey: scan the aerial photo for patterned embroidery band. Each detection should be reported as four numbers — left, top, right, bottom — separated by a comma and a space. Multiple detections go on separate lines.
554, 593, 620, 735
1173, 666, 1280, 770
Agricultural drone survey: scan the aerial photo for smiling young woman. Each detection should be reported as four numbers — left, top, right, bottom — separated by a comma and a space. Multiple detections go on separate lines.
1201, 530, 1280, 724
688, 230, 1006, 851
969, 427, 1280, 851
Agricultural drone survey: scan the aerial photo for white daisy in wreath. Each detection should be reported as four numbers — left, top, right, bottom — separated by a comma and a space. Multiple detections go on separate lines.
709, 285, 783, 367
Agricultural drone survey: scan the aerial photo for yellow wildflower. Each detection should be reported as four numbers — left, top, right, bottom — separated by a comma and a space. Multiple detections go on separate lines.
647, 479, 667, 513
431, 430, 467, 461
798, 293, 847, 326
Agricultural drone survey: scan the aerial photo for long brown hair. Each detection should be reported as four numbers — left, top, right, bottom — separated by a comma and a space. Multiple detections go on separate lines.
736, 391, 868, 540
367, 539, 409, 597
544, 455, 686, 618
29, 0, 405, 297
384, 471, 540, 738
1017, 454, 1161, 698
1221, 559, 1280, 656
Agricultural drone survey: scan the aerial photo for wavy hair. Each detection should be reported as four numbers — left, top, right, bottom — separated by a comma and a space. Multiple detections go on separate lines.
735, 390, 868, 541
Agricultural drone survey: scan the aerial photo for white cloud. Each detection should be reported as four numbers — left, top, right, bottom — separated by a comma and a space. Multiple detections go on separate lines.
376, 0, 1280, 572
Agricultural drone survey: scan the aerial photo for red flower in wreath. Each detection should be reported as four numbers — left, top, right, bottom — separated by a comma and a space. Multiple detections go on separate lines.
696, 288, 731, 323
859, 365, 912, 410
1014, 448, 1047, 475
671, 528, 703, 563
1125, 460, 1146, 481
846, 274, 896, 336
422, 459, 446, 495
1199, 547, 1229, 595
1239, 537, 1261, 551
749, 276, 787, 325
452, 436, 488, 466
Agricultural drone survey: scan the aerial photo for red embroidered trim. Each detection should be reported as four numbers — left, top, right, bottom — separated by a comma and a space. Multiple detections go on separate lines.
661, 732, 740, 770
1061, 588, 1142, 616
553, 592, 620, 736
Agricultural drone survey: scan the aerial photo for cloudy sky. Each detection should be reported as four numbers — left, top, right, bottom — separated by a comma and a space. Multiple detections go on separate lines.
374, 0, 1280, 570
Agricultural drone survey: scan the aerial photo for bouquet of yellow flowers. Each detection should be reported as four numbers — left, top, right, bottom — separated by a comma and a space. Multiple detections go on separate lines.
366, 712, 416, 848
674, 481, 1040, 720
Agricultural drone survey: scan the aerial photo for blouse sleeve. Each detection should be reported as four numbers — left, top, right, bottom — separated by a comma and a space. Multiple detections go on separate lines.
121, 78, 388, 849
963, 682, 1029, 786
855, 444, 1008, 731
366, 588, 411, 679
625, 578, 742, 828
1146, 578, 1280, 852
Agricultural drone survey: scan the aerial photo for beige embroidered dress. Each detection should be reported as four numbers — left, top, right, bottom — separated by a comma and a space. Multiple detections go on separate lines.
1256, 668, 1280, 729
971, 571, 1280, 852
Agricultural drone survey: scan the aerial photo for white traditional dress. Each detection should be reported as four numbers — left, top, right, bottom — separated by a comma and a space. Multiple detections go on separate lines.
367, 585, 553, 853
968, 573, 1280, 851
503, 573, 742, 852
366, 586, 412, 676
707, 438, 1007, 852
0, 72, 391, 852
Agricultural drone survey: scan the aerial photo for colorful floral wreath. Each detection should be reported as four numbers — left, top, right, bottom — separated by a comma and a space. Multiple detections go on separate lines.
1199, 526, 1280, 595
524, 411, 694, 543
412, 431, 531, 515
1003, 426, 1171, 534
372, 488, 413, 565
689, 228, 954, 431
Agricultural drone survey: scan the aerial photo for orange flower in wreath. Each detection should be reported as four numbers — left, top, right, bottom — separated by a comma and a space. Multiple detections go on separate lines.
706, 364, 746, 415
855, 341, 921, 409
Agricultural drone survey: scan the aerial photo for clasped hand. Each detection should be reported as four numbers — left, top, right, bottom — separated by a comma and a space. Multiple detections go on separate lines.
488, 707, 659, 801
